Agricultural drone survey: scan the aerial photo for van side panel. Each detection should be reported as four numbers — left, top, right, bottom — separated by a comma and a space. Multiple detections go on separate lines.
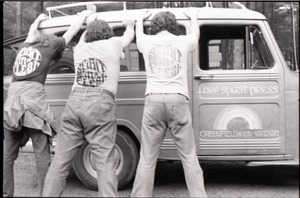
193, 20, 287, 160
116, 74, 147, 141
284, 64, 299, 161
285, 89, 299, 160
265, 20, 300, 161
45, 73, 147, 142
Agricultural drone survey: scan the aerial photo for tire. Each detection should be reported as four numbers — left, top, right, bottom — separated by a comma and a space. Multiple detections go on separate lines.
72, 129, 139, 190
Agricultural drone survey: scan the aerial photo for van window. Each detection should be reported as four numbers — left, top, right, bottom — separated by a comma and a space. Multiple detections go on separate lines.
114, 27, 144, 72
199, 25, 274, 70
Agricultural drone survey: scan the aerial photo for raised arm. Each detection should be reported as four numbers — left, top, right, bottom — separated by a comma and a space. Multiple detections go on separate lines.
77, 13, 99, 45
120, 12, 135, 48
183, 8, 200, 39
136, 10, 151, 38
62, 10, 94, 45
25, 13, 49, 43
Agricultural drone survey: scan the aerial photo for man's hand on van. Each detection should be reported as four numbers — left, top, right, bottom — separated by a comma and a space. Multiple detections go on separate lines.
122, 11, 135, 27
36, 13, 49, 22
183, 8, 200, 20
138, 9, 152, 21
86, 13, 98, 25
77, 10, 94, 21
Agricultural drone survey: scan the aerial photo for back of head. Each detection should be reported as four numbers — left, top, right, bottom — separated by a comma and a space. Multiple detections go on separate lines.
85, 20, 114, 42
150, 11, 179, 35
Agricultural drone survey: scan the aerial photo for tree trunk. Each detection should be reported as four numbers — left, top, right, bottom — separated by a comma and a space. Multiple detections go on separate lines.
246, 2, 250, 9
291, 2, 298, 70
36, 1, 44, 16
16, 2, 22, 36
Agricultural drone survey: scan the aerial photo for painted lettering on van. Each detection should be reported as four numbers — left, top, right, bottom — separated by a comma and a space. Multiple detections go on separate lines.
198, 83, 278, 98
199, 130, 279, 139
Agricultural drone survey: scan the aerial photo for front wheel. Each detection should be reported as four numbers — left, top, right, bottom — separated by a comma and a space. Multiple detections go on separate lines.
72, 129, 139, 190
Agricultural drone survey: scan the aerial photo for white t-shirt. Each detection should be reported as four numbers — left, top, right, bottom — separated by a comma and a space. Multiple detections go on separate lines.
73, 37, 124, 96
137, 31, 197, 99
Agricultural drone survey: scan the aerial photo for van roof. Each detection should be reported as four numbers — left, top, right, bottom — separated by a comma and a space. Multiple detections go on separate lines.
40, 7, 267, 30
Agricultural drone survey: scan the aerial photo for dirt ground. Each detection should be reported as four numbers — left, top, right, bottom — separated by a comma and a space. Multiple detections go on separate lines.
10, 151, 299, 197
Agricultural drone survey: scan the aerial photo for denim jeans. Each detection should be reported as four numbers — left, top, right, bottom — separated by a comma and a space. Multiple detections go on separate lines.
131, 94, 207, 197
3, 127, 51, 197
43, 87, 118, 197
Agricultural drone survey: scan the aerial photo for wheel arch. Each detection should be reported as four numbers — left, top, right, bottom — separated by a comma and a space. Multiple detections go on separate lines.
48, 51, 75, 74
117, 119, 141, 150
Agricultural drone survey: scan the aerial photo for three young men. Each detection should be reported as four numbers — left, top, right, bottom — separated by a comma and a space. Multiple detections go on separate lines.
4, 7, 207, 198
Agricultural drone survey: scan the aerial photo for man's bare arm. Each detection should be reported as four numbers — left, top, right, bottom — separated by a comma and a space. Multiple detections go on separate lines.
62, 10, 94, 45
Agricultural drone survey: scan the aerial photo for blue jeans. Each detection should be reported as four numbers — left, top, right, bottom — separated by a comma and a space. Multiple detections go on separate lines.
43, 87, 118, 197
3, 127, 51, 197
131, 94, 207, 197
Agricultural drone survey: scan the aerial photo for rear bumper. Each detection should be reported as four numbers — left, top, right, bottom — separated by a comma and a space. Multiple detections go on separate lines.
246, 159, 299, 166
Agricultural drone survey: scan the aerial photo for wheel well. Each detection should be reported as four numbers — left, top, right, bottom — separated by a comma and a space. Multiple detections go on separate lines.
48, 51, 75, 74
117, 125, 140, 150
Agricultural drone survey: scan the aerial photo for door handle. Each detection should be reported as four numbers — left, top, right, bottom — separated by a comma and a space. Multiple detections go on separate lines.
194, 74, 214, 80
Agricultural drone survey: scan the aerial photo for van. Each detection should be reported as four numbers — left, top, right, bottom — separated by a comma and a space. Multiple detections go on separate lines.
3, 1, 299, 190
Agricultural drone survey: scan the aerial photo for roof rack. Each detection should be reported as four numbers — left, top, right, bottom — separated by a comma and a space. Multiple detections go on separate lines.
45, 1, 248, 18
204, 1, 248, 9
232, 2, 248, 9
45, 1, 127, 18
205, 2, 213, 8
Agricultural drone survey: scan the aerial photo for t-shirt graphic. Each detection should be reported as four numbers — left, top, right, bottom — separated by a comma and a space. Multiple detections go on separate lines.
148, 45, 182, 79
13, 47, 42, 76
76, 58, 107, 87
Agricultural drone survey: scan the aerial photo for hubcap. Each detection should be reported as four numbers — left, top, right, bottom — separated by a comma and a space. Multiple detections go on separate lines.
82, 145, 124, 178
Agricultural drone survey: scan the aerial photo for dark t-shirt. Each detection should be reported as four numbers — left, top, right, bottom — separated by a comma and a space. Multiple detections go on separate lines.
12, 36, 66, 85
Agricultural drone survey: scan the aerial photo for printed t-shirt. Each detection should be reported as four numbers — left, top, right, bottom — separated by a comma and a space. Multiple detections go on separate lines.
137, 31, 198, 99
12, 36, 66, 85
73, 37, 123, 96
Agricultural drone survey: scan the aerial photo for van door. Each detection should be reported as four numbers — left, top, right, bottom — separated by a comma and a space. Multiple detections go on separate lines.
193, 23, 285, 158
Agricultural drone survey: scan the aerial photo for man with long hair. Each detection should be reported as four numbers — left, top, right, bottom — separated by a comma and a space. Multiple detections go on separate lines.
43, 13, 135, 197
3, 10, 93, 197
131, 9, 207, 197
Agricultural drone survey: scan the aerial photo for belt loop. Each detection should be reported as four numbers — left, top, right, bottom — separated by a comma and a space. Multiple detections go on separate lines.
84, 87, 88, 99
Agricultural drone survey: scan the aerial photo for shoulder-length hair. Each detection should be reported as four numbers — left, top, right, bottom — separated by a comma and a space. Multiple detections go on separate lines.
85, 20, 114, 42
150, 11, 179, 35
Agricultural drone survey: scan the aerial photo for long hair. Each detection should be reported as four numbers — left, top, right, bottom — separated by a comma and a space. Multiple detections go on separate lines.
85, 20, 114, 42
150, 11, 179, 35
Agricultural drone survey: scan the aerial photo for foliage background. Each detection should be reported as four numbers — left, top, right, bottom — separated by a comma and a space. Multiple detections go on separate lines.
3, 1, 299, 74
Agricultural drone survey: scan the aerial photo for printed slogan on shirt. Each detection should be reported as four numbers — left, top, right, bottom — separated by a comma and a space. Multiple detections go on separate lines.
13, 47, 42, 76
148, 45, 182, 79
76, 58, 107, 87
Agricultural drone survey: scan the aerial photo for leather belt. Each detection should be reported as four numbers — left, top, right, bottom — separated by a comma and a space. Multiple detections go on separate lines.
72, 87, 115, 100
146, 93, 183, 97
